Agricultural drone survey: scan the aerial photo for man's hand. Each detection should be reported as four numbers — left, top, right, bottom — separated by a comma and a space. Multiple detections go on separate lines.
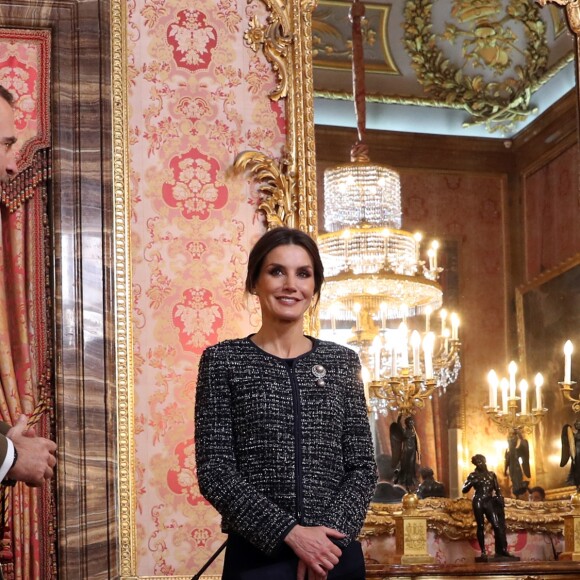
6, 415, 56, 487
284, 525, 344, 579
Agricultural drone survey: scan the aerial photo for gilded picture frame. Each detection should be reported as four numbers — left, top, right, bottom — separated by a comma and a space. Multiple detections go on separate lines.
516, 253, 580, 495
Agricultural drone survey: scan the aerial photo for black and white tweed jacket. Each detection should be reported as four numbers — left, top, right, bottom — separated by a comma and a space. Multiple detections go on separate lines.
195, 336, 377, 555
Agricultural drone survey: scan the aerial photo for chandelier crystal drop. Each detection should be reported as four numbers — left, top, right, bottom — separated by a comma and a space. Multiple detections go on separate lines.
324, 163, 402, 231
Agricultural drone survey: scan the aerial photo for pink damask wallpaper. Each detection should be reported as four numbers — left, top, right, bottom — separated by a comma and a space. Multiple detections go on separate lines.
127, 1, 285, 575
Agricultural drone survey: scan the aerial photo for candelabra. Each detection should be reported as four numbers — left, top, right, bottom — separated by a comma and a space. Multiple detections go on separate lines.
484, 362, 546, 434
332, 302, 461, 416
368, 372, 437, 419
559, 340, 580, 412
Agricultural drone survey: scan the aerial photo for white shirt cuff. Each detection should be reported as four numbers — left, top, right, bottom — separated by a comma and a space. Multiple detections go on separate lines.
0, 438, 15, 482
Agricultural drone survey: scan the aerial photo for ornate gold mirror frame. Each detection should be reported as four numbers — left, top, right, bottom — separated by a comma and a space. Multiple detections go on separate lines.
110, 0, 318, 576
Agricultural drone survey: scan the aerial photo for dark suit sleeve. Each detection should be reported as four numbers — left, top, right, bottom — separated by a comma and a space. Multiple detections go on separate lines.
0, 423, 11, 466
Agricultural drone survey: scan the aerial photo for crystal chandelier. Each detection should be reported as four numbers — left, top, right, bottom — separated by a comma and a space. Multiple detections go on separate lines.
318, 0, 461, 416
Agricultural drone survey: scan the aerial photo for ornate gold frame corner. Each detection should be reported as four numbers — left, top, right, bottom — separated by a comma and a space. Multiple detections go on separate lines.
234, 0, 319, 237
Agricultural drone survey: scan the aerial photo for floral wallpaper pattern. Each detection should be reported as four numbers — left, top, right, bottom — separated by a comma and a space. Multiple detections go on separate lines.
128, 0, 285, 574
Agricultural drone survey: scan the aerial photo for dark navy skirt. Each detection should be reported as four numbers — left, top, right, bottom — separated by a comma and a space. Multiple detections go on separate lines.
221, 532, 365, 580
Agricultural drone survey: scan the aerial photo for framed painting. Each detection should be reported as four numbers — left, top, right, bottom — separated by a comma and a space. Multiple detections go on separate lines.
516, 253, 580, 493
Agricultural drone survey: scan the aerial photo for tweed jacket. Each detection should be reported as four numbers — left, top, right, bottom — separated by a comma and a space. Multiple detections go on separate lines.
195, 336, 377, 556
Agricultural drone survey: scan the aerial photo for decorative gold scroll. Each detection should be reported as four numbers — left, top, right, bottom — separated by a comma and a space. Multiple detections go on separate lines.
236, 0, 318, 236
234, 151, 297, 228
243, 5, 292, 102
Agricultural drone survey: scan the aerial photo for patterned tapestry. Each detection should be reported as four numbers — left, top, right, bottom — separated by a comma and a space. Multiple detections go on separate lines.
127, 1, 286, 575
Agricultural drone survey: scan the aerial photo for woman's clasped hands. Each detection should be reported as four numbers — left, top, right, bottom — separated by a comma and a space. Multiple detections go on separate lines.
285, 524, 345, 580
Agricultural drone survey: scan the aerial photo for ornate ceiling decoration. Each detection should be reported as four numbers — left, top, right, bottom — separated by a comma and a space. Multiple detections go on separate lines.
313, 0, 574, 135
403, 0, 549, 133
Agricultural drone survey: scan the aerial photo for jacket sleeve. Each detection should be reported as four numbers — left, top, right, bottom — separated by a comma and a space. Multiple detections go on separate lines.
320, 350, 377, 544
194, 346, 296, 555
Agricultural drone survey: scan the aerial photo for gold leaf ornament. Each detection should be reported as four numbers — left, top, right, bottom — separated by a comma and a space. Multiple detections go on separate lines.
403, 0, 549, 133
234, 151, 297, 229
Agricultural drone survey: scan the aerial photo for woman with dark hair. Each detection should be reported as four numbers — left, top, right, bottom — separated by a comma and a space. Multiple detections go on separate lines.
195, 227, 377, 580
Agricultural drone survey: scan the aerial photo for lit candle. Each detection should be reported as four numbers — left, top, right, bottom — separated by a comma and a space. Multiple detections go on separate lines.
450, 313, 459, 340
423, 332, 434, 379
411, 330, 421, 376
353, 302, 361, 331
390, 344, 397, 377
534, 373, 543, 410
380, 302, 387, 330
508, 361, 517, 399
425, 305, 432, 333
372, 336, 382, 381
330, 303, 338, 334
414, 232, 422, 262
431, 240, 439, 270
564, 340, 573, 384
440, 309, 448, 335
501, 378, 509, 414
443, 328, 450, 354
399, 323, 409, 368
427, 248, 435, 271
519, 379, 528, 415
487, 370, 498, 408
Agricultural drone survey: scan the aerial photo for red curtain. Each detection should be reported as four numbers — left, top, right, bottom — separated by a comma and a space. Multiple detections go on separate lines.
0, 27, 53, 579
0, 150, 53, 580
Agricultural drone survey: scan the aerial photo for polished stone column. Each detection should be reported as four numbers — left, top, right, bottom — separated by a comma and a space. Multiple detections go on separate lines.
0, 1, 117, 578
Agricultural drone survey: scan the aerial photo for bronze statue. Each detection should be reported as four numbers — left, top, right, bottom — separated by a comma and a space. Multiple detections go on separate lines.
504, 429, 530, 497
390, 415, 420, 491
417, 466, 445, 499
462, 454, 518, 562
560, 419, 580, 489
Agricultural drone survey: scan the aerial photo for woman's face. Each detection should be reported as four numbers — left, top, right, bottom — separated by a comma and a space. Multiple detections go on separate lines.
254, 244, 316, 325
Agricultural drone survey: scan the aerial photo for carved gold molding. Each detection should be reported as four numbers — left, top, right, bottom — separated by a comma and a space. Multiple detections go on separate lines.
403, 0, 549, 134
538, 0, 580, 35
363, 497, 572, 540
111, 0, 136, 577
236, 0, 318, 237
235, 151, 297, 228
243, 4, 292, 102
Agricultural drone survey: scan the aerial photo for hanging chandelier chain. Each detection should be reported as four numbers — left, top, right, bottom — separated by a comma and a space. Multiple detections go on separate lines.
350, 0, 367, 150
